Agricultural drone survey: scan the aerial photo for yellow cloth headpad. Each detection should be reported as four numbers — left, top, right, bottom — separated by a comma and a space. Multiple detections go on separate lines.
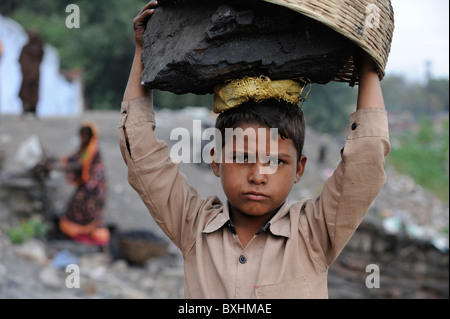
213, 76, 311, 113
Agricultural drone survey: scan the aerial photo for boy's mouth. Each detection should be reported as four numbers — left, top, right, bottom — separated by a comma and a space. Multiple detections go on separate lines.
243, 191, 270, 201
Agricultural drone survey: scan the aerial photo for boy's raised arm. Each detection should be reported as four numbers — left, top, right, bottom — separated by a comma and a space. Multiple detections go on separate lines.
306, 50, 390, 266
356, 50, 386, 110
119, 1, 214, 252
123, 0, 158, 102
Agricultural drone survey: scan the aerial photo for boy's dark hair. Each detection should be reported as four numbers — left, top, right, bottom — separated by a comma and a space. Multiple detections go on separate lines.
215, 99, 306, 161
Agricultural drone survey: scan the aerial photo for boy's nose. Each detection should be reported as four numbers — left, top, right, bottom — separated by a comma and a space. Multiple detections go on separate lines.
248, 162, 268, 185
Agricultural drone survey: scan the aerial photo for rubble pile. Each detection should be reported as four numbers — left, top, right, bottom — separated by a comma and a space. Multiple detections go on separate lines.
141, 0, 355, 94
0, 110, 448, 299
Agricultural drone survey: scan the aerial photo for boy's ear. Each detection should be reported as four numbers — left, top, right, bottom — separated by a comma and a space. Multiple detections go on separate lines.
294, 154, 307, 183
210, 147, 221, 177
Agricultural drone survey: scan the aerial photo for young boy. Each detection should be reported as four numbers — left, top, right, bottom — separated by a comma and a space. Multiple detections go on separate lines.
119, 1, 390, 298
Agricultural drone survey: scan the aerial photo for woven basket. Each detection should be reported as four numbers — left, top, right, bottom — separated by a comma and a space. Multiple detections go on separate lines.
263, 0, 395, 84
157, 0, 394, 85
118, 230, 169, 264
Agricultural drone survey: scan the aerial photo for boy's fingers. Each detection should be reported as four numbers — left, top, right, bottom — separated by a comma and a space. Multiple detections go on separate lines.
138, 0, 158, 15
135, 1, 158, 26
139, 8, 155, 20
135, 9, 154, 23
134, 10, 155, 35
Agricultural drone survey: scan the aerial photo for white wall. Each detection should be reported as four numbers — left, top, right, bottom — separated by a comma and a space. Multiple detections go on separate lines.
0, 14, 83, 117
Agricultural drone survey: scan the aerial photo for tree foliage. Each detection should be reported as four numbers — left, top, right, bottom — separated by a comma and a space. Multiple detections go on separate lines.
381, 76, 449, 116
2, 1, 449, 201
1, 1, 448, 134
2, 0, 148, 110
389, 117, 449, 202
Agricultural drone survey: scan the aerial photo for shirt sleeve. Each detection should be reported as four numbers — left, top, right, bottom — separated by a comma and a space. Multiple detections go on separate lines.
118, 96, 217, 253
299, 107, 391, 268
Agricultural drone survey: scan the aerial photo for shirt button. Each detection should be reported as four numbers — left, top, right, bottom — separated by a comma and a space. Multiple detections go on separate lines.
239, 255, 247, 264
351, 122, 358, 130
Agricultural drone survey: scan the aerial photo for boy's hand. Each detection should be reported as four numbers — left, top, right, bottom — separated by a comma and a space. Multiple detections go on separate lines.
123, 1, 158, 101
358, 50, 378, 77
133, 0, 158, 49
355, 49, 385, 110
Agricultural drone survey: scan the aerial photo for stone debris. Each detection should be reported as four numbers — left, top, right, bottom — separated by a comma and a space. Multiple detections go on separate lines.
141, 0, 354, 94
0, 110, 448, 299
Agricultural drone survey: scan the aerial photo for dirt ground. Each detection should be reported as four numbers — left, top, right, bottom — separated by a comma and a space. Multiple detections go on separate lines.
0, 108, 342, 299
0, 108, 336, 235
0, 108, 448, 299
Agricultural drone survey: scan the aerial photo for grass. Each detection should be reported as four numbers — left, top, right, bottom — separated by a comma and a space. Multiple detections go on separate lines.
5, 215, 48, 244
388, 116, 449, 203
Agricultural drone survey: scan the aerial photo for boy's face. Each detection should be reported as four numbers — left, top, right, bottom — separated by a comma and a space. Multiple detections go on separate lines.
211, 123, 307, 222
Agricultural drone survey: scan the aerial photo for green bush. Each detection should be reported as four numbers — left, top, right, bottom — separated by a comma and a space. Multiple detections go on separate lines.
6, 216, 48, 244
389, 117, 449, 202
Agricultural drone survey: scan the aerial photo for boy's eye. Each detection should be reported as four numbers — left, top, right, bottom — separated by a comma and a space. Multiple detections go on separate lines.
233, 153, 255, 163
232, 153, 245, 163
268, 157, 283, 166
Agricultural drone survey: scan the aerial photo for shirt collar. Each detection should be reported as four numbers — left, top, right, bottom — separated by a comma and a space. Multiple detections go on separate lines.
267, 202, 291, 238
202, 201, 292, 238
202, 202, 232, 234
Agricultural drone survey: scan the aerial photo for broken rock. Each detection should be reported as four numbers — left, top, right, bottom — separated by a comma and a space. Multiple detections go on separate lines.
141, 0, 356, 95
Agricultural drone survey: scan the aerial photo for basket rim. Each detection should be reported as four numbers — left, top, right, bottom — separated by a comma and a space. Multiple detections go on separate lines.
262, 0, 395, 83
156, 0, 395, 85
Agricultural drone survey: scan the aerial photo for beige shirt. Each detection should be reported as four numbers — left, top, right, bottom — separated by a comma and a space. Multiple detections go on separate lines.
119, 96, 390, 299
